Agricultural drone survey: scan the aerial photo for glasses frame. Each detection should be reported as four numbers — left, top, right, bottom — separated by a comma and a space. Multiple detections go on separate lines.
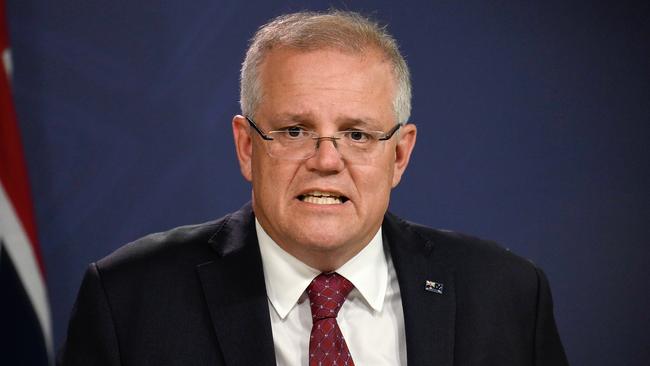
245, 116, 403, 142
245, 116, 403, 161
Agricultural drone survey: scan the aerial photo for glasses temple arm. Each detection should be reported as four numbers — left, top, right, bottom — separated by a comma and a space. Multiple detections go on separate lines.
378, 123, 403, 141
245, 116, 274, 140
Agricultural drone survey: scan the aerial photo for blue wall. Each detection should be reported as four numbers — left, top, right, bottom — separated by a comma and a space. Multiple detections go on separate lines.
7, 1, 649, 365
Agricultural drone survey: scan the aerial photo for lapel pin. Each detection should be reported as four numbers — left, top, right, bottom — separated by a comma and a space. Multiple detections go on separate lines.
424, 280, 444, 294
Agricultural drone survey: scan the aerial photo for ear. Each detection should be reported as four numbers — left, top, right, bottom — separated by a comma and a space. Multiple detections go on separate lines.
391, 123, 417, 187
232, 115, 253, 182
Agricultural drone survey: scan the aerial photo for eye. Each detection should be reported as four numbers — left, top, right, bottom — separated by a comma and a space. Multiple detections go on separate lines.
344, 130, 371, 143
278, 126, 310, 139
287, 126, 302, 137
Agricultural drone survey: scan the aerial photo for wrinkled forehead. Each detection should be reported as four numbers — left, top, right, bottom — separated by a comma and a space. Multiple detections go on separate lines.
257, 45, 397, 100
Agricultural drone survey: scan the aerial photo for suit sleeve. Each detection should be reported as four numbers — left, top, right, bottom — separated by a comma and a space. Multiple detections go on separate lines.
534, 267, 570, 366
57, 263, 121, 366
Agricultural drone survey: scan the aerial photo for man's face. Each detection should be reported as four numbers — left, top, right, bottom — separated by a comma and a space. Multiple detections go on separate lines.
233, 47, 416, 270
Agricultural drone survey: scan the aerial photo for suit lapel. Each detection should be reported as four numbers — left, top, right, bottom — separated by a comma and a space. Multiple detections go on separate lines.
196, 204, 276, 365
384, 213, 456, 366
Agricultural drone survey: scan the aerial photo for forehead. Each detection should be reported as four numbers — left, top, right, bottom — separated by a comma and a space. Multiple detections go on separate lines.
256, 47, 396, 128
258, 46, 394, 87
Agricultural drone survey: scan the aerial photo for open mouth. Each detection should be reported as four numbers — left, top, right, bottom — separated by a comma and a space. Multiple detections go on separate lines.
298, 191, 349, 205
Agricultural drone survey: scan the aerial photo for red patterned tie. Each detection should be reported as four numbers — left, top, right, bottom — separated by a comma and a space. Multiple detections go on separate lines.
307, 272, 356, 366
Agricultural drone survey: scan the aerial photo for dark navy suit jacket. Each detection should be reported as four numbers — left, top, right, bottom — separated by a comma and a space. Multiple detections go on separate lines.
59, 203, 568, 365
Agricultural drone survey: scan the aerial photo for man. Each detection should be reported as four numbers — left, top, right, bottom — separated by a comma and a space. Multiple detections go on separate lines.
59, 10, 568, 366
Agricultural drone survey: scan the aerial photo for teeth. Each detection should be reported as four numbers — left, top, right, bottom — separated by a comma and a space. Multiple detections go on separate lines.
301, 191, 344, 205
303, 195, 342, 205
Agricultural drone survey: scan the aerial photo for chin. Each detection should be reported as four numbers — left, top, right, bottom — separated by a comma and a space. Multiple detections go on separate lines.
291, 223, 352, 250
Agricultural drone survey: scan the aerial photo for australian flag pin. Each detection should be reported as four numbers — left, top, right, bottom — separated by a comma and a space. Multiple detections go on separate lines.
425, 280, 444, 294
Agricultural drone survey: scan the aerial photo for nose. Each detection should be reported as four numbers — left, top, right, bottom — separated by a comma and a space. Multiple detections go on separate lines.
306, 137, 344, 172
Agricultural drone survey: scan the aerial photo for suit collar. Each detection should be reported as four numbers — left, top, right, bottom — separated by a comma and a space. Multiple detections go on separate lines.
197, 202, 276, 365
384, 211, 456, 366
207, 202, 256, 257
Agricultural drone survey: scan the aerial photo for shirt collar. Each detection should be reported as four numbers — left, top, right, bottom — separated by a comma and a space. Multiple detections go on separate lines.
256, 218, 388, 319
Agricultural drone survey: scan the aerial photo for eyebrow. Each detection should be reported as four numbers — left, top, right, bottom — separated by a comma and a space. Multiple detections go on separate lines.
266, 113, 314, 126
336, 117, 383, 130
266, 113, 385, 130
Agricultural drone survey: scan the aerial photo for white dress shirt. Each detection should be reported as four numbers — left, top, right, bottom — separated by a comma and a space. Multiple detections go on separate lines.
256, 219, 407, 366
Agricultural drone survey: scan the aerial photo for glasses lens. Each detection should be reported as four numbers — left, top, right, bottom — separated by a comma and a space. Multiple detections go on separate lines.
337, 137, 384, 164
264, 130, 389, 162
266, 131, 314, 159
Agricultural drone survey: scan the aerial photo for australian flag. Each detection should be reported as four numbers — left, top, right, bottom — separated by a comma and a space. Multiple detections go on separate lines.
0, 0, 53, 364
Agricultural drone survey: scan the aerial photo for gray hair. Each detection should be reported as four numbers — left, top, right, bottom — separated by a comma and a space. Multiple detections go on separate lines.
240, 10, 412, 124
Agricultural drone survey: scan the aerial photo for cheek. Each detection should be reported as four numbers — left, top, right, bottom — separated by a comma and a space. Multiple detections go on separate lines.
252, 155, 299, 196
352, 163, 394, 198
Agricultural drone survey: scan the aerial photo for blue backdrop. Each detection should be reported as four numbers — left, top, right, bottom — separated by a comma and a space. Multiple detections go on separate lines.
7, 1, 649, 365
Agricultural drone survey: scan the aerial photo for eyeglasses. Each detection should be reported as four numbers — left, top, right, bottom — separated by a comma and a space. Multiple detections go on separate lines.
246, 116, 402, 163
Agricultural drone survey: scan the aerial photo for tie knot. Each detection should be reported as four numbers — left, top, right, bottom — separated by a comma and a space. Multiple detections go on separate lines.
307, 272, 355, 321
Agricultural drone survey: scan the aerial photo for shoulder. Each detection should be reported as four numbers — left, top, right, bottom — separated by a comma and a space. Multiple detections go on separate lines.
98, 221, 218, 267
91, 202, 256, 279
385, 212, 542, 287
93, 210, 239, 280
